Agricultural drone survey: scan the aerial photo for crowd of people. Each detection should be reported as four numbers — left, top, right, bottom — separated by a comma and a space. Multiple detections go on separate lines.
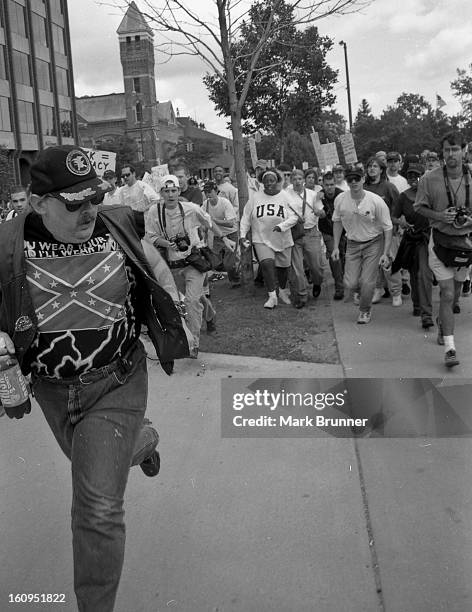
0, 132, 471, 609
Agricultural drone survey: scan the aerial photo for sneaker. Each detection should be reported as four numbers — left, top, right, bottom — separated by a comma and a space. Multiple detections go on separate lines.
264, 294, 278, 309
392, 295, 402, 307
189, 346, 199, 359
412, 307, 421, 316
294, 300, 306, 309
333, 290, 344, 301
444, 349, 460, 368
312, 284, 322, 298
462, 279, 471, 296
357, 310, 371, 324
278, 287, 292, 305
206, 318, 216, 333
372, 288, 384, 304
453, 304, 460, 314
353, 292, 360, 305
436, 317, 444, 345
382, 288, 391, 298
422, 317, 434, 329
140, 450, 160, 477
402, 282, 411, 296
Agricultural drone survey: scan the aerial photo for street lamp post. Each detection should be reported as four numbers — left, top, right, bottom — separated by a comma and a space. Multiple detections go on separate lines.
339, 40, 353, 131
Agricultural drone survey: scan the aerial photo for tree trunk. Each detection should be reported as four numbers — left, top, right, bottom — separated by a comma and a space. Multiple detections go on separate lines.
230, 106, 254, 294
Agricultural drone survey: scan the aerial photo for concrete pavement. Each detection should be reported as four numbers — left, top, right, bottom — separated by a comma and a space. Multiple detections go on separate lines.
1, 288, 472, 611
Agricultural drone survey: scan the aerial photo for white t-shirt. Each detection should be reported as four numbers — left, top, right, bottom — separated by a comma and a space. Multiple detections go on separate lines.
103, 187, 122, 206
203, 195, 237, 237
332, 189, 392, 242
387, 173, 409, 193
284, 186, 323, 230
240, 190, 297, 251
119, 180, 159, 213
217, 181, 239, 217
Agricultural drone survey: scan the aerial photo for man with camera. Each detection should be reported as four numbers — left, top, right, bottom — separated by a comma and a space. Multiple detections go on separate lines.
414, 132, 472, 368
146, 175, 235, 358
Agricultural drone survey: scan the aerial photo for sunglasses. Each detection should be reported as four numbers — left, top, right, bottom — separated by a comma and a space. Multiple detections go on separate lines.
121, 173, 131, 178
346, 177, 362, 184
62, 193, 105, 212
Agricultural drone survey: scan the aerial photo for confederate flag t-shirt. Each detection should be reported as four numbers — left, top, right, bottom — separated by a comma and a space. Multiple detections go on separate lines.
23, 213, 140, 378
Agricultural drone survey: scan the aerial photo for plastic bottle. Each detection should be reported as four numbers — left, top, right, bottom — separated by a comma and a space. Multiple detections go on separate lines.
0, 356, 31, 414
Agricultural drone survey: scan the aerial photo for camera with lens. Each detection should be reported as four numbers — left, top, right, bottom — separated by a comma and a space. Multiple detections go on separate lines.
173, 233, 191, 251
453, 207, 469, 228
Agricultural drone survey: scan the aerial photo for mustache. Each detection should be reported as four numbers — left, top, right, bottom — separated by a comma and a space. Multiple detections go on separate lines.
78, 212, 96, 225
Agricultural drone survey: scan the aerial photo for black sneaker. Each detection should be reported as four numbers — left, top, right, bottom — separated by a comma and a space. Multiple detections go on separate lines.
453, 304, 460, 314
436, 317, 444, 345
402, 282, 411, 296
382, 288, 391, 298
140, 450, 160, 477
312, 284, 321, 298
444, 350, 460, 368
462, 279, 471, 296
206, 318, 216, 333
412, 307, 421, 316
294, 300, 306, 309
422, 317, 434, 329
333, 290, 344, 300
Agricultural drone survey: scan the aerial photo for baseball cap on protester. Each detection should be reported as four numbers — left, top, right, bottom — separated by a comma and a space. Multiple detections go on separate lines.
30, 145, 111, 205
203, 180, 218, 192
160, 175, 180, 189
103, 169, 116, 179
344, 165, 364, 180
333, 164, 344, 172
406, 163, 425, 176
386, 151, 401, 162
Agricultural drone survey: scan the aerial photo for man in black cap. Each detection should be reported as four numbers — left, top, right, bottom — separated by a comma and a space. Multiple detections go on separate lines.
331, 165, 392, 324
386, 151, 409, 193
0, 145, 188, 611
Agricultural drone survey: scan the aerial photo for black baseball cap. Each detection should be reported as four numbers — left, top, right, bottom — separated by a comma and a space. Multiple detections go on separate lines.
31, 145, 110, 205
203, 180, 218, 192
344, 165, 364, 180
387, 151, 401, 162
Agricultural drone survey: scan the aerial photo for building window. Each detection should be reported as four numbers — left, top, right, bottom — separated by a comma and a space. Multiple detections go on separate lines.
56, 66, 69, 95
0, 46, 7, 80
12, 50, 31, 86
49, 0, 62, 16
51, 23, 65, 55
135, 101, 143, 123
17, 100, 36, 134
36, 59, 51, 90
133, 77, 140, 94
31, 12, 48, 47
59, 109, 72, 137
0, 97, 11, 131
8, 1, 27, 38
126, 36, 131, 44
135, 35, 141, 50
40, 104, 56, 135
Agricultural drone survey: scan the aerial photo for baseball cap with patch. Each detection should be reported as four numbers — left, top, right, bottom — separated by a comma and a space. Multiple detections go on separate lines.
161, 175, 180, 189
387, 151, 401, 162
30, 145, 110, 204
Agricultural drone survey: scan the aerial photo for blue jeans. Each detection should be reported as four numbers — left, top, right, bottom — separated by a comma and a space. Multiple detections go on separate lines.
32, 341, 158, 612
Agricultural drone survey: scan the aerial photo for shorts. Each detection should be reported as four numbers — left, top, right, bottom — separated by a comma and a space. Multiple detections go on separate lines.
253, 242, 292, 268
428, 235, 470, 282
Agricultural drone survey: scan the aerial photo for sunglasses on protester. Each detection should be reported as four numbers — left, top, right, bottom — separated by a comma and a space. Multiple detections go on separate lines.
346, 176, 362, 184
54, 193, 105, 213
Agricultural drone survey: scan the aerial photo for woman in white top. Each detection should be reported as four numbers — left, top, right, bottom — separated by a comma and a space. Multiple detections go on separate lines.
240, 169, 297, 308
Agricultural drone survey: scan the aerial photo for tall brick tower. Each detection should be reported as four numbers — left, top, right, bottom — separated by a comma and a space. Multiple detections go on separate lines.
117, 2, 158, 165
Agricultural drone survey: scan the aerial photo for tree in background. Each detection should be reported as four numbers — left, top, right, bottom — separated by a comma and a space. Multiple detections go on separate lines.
451, 64, 472, 137
204, 1, 338, 162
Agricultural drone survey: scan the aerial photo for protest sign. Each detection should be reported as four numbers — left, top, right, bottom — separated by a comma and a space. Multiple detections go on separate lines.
83, 148, 116, 176
309, 130, 325, 169
339, 133, 358, 164
320, 142, 339, 168
248, 137, 258, 169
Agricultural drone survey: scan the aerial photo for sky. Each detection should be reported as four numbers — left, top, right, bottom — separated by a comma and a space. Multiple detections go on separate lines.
68, 0, 472, 138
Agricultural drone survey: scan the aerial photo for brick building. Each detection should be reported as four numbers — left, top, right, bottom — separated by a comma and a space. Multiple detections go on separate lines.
0, 0, 78, 194
77, 1, 234, 176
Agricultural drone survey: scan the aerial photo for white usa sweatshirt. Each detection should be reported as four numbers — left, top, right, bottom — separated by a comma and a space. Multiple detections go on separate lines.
240, 190, 298, 251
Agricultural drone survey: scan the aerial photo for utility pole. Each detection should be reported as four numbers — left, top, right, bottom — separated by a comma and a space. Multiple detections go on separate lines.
339, 40, 353, 131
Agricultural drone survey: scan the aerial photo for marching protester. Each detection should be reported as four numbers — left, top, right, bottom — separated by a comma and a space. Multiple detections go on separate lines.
304, 168, 321, 193
173, 164, 204, 205
203, 180, 240, 288
102, 169, 122, 205
363, 156, 402, 306
285, 168, 325, 307
146, 175, 235, 358
240, 169, 298, 309
332, 165, 393, 324
333, 164, 349, 191
0, 145, 189, 611
386, 152, 409, 193
118, 163, 159, 218
414, 131, 472, 368
5, 184, 31, 220
317, 171, 346, 300
392, 163, 434, 329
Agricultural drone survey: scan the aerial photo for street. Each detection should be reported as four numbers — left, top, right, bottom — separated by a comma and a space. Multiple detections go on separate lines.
2, 291, 472, 611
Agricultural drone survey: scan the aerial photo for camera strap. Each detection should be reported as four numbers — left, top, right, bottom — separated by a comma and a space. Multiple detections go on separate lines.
157, 201, 187, 240
443, 164, 470, 210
